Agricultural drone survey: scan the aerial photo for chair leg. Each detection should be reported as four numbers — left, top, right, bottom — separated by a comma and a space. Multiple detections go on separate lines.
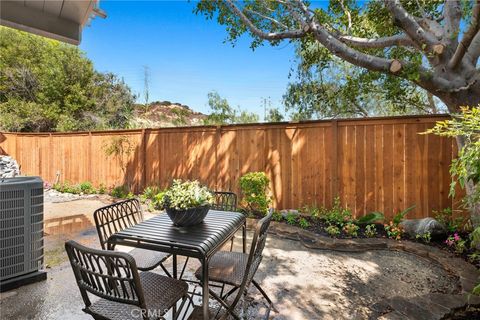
209, 289, 241, 320
179, 257, 189, 280
173, 295, 188, 320
160, 263, 172, 278
252, 279, 278, 313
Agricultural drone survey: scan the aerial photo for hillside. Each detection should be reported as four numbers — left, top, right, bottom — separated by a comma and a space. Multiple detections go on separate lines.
131, 101, 207, 128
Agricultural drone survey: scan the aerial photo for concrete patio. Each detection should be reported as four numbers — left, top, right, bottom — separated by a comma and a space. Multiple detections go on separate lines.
0, 196, 477, 320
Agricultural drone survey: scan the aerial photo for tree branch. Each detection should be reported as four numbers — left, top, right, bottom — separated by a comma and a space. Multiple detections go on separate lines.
224, 0, 306, 40
466, 32, 480, 65
384, 0, 440, 49
443, 0, 462, 47
337, 33, 415, 49
245, 9, 288, 29
449, 2, 480, 69
339, 0, 352, 33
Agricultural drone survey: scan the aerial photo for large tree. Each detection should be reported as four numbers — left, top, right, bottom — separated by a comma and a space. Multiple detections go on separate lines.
0, 26, 135, 132
196, 0, 480, 115
197, 0, 480, 220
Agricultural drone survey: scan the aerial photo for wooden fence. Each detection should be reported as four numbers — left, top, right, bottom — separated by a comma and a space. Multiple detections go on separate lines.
0, 114, 466, 220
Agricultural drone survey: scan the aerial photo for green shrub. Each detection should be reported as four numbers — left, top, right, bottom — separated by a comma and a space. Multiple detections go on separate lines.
384, 221, 403, 240
343, 222, 359, 237
285, 212, 297, 225
79, 181, 95, 194
141, 186, 162, 202
326, 225, 340, 237
433, 208, 464, 233
298, 217, 310, 229
157, 180, 213, 210
97, 184, 107, 194
272, 210, 283, 222
415, 232, 431, 243
239, 172, 271, 215
111, 185, 134, 199
357, 212, 384, 225
53, 181, 81, 194
365, 224, 377, 238
322, 197, 352, 227
392, 205, 416, 225
301, 204, 321, 220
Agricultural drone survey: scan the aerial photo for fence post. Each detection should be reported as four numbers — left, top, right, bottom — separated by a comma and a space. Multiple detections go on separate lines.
215, 125, 221, 190
332, 120, 339, 200
140, 129, 147, 192
88, 132, 92, 183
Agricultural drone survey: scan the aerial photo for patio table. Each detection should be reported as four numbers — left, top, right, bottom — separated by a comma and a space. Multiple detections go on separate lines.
107, 210, 246, 320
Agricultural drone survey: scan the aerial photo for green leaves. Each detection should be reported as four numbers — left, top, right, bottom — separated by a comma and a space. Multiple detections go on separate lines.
357, 212, 385, 225
0, 26, 135, 132
159, 180, 214, 210
426, 107, 480, 210
203, 91, 259, 125
239, 171, 271, 215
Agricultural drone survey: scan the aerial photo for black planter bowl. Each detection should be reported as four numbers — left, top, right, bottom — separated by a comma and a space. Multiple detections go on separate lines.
165, 205, 210, 227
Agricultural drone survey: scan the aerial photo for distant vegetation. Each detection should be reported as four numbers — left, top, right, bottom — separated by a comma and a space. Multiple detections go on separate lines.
203, 91, 259, 125
0, 26, 135, 132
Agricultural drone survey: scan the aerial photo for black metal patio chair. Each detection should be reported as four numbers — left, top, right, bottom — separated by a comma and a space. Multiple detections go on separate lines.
190, 209, 275, 320
94, 198, 171, 274
211, 191, 237, 212
65, 240, 189, 320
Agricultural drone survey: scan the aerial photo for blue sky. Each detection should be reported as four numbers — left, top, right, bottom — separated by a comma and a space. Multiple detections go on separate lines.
80, 0, 297, 117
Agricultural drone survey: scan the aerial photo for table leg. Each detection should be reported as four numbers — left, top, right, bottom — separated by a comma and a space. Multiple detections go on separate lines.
242, 221, 247, 253
173, 254, 178, 317
202, 257, 209, 320
173, 254, 177, 279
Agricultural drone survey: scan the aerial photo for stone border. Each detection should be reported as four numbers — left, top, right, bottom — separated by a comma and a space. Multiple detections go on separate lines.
247, 218, 480, 320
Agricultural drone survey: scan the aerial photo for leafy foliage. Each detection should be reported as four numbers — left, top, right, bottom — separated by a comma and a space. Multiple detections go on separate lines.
357, 212, 385, 225
195, 1, 480, 115
239, 171, 271, 215
343, 222, 359, 237
0, 26, 135, 132
325, 225, 341, 237
433, 208, 464, 233
298, 217, 310, 229
203, 91, 259, 125
284, 58, 442, 120
392, 205, 416, 225
110, 185, 134, 199
285, 212, 298, 225
384, 221, 403, 240
364, 224, 377, 238
265, 107, 284, 122
157, 180, 214, 210
426, 107, 480, 212
321, 197, 352, 227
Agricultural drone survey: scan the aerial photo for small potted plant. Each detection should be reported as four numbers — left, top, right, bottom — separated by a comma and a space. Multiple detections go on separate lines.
157, 179, 214, 227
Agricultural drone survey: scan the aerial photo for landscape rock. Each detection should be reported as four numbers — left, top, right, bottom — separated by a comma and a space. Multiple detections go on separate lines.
280, 209, 299, 219
0, 156, 20, 178
400, 217, 446, 237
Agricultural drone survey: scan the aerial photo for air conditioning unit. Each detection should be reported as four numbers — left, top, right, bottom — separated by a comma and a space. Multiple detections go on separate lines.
0, 177, 46, 292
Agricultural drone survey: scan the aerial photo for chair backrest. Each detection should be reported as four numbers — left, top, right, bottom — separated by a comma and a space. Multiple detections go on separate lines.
212, 191, 237, 211
229, 209, 273, 309
94, 198, 144, 250
65, 240, 146, 311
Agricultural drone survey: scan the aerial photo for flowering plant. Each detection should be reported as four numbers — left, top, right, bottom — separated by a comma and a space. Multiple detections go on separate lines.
157, 180, 214, 211
445, 233, 467, 254
384, 221, 403, 240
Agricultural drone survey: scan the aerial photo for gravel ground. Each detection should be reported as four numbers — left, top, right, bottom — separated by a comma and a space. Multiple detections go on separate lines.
0, 196, 460, 320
